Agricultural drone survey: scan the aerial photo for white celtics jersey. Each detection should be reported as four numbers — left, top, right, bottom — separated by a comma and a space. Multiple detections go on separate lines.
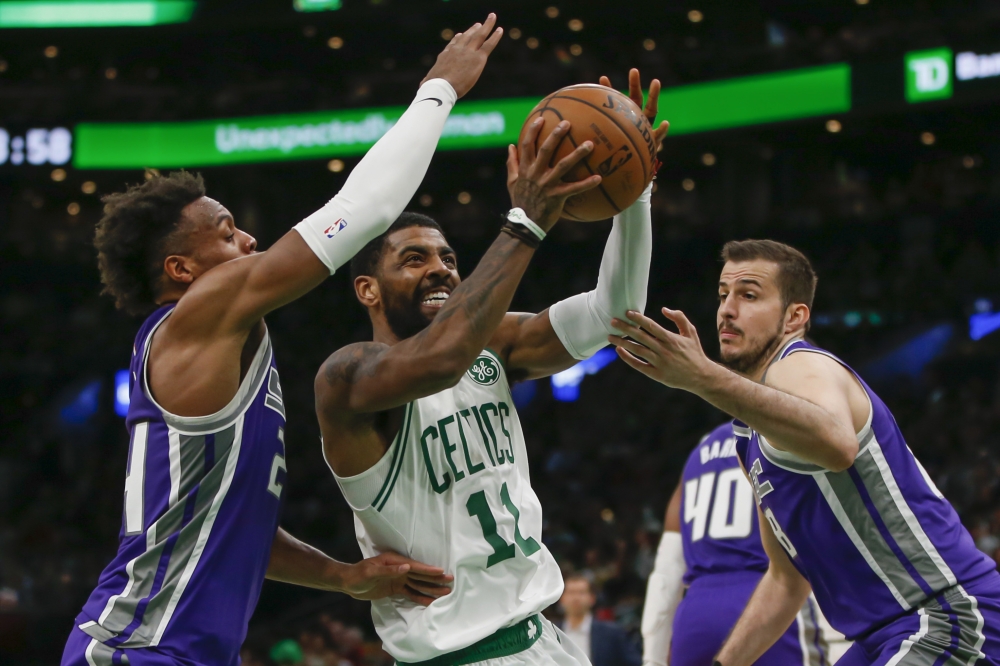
332, 349, 563, 663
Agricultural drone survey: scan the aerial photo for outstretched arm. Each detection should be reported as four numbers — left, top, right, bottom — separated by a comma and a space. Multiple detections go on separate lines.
608, 312, 862, 471
316, 119, 601, 424
715, 505, 811, 666
641, 482, 685, 666
490, 69, 668, 380
266, 527, 454, 606
175, 16, 504, 334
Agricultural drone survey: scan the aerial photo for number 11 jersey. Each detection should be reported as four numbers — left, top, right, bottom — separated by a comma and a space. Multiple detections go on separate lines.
331, 349, 563, 664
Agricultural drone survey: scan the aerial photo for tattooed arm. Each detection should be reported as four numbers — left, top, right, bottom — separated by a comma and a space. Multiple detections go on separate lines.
488, 69, 668, 382
315, 119, 600, 421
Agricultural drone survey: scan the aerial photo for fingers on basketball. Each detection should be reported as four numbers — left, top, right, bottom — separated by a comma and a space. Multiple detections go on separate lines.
519, 84, 657, 221
549, 141, 593, 181
519, 118, 543, 166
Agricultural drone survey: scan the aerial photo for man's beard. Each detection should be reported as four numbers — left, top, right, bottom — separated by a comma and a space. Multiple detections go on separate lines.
383, 288, 434, 341
718, 320, 786, 376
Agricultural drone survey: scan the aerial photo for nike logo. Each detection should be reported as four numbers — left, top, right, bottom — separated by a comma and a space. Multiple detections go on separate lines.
417, 97, 443, 106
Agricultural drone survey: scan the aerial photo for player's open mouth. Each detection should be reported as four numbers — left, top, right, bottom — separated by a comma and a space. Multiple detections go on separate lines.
422, 291, 450, 308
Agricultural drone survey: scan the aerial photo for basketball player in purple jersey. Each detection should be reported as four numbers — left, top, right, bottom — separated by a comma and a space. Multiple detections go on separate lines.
609, 240, 1000, 666
61, 16, 504, 666
641, 422, 829, 666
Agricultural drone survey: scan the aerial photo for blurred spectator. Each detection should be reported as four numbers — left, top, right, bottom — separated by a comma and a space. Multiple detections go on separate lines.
299, 621, 342, 666
559, 574, 641, 666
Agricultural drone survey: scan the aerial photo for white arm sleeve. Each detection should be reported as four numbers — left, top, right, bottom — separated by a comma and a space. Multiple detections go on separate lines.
641, 531, 685, 666
293, 78, 458, 273
548, 183, 653, 360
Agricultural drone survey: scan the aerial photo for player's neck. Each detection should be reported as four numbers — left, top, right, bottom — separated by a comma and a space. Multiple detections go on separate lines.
371, 325, 402, 346
155, 281, 189, 307
370, 315, 404, 346
746, 332, 803, 382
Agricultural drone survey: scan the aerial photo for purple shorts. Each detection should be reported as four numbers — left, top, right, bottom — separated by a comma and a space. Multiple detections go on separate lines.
837, 572, 1000, 666
61, 625, 216, 666
671, 571, 829, 666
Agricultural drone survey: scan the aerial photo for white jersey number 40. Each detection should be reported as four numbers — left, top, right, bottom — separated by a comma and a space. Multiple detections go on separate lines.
684, 468, 755, 542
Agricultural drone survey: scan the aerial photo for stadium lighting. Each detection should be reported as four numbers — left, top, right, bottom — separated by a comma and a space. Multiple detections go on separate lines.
551, 347, 618, 402
293, 0, 341, 12
114, 369, 130, 417
970, 312, 1000, 341
60, 380, 102, 425
0, 1, 196, 28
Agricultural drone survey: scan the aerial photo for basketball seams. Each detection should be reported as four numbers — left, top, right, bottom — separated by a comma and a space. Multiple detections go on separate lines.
526, 104, 626, 220
543, 93, 653, 186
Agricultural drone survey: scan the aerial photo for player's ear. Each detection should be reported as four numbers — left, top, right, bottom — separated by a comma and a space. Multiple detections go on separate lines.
355, 275, 380, 307
163, 254, 195, 285
785, 303, 810, 335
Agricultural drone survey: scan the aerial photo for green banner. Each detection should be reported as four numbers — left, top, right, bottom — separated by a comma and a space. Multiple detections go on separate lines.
0, 1, 195, 27
73, 63, 851, 169
75, 98, 534, 169
662, 63, 850, 134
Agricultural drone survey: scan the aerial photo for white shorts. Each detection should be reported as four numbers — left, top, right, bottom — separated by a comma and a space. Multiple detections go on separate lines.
469, 616, 592, 666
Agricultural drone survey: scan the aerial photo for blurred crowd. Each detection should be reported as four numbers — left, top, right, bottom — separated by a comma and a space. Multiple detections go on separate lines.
2, 124, 1000, 660
5, 1, 995, 125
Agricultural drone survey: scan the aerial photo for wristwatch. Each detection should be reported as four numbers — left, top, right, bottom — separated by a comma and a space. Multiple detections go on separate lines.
505, 208, 546, 241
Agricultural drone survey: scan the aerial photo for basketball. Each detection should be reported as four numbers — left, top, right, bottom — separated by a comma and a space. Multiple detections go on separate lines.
518, 84, 658, 222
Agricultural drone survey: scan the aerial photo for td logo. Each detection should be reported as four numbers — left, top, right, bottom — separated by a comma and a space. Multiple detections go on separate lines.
905, 48, 953, 102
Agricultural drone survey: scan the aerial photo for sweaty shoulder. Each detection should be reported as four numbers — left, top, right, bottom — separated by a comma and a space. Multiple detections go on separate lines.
765, 349, 869, 433
315, 342, 390, 409
766, 349, 847, 383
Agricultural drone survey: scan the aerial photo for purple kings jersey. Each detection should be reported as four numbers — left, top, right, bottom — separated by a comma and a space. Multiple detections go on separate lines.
735, 339, 997, 640
680, 422, 766, 586
72, 304, 288, 665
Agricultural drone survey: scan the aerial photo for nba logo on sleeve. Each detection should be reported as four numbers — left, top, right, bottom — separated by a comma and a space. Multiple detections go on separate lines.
324, 218, 348, 239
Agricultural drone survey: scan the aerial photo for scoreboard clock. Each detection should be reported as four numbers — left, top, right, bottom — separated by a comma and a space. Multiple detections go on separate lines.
0, 127, 72, 166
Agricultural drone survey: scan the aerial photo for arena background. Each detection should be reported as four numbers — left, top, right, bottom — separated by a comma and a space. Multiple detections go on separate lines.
2, 0, 1000, 663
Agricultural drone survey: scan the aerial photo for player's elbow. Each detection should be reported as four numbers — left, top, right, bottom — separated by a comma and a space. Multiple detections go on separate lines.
823, 433, 859, 472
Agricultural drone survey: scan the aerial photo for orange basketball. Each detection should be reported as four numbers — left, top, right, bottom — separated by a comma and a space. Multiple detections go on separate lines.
518, 84, 657, 222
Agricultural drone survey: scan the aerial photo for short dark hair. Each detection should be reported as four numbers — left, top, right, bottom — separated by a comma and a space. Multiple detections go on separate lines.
721, 239, 818, 311
94, 171, 206, 315
563, 573, 595, 594
349, 211, 445, 281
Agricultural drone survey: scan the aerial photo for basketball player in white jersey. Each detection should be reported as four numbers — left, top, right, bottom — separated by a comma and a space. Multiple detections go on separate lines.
315, 72, 667, 665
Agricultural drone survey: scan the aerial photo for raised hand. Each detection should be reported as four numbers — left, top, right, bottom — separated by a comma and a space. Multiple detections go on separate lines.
338, 551, 454, 606
600, 68, 670, 154
607, 308, 715, 392
421, 13, 504, 98
506, 119, 602, 229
